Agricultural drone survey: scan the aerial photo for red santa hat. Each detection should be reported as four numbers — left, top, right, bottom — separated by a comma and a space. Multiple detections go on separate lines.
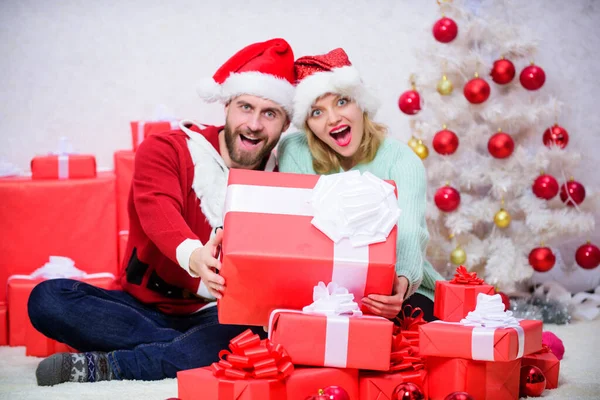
197, 38, 296, 118
292, 48, 380, 128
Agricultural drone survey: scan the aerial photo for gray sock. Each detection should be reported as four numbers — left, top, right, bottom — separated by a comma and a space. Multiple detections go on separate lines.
36, 352, 115, 386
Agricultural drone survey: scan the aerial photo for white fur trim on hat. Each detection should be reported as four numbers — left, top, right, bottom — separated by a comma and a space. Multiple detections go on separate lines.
198, 71, 295, 117
292, 65, 380, 128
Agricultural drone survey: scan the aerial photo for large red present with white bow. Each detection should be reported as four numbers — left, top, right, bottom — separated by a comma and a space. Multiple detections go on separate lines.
420, 293, 543, 362
218, 169, 400, 326
268, 282, 393, 371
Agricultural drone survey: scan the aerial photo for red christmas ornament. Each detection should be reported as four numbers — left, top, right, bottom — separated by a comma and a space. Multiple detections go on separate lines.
433, 128, 459, 155
575, 242, 600, 270
398, 89, 422, 115
432, 17, 458, 43
532, 174, 559, 200
392, 382, 425, 400
311, 386, 350, 400
434, 185, 461, 212
543, 124, 569, 149
490, 58, 515, 84
488, 131, 514, 159
444, 393, 474, 400
529, 247, 556, 272
560, 179, 586, 206
519, 365, 547, 397
464, 75, 490, 104
520, 63, 546, 90
497, 291, 511, 311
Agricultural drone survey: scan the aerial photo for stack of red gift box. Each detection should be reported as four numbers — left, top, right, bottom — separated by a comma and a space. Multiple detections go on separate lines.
177, 170, 561, 400
0, 119, 177, 355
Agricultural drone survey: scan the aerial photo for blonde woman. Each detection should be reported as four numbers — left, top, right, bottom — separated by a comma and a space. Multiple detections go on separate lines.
278, 48, 443, 321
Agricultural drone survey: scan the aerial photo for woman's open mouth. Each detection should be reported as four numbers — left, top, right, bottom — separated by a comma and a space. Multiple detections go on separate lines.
330, 125, 352, 147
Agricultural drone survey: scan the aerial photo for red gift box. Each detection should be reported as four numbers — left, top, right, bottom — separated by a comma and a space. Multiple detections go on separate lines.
219, 169, 398, 326
114, 150, 135, 232
419, 319, 542, 362
269, 310, 392, 371
31, 154, 97, 180
286, 367, 359, 400
0, 303, 7, 345
8, 275, 115, 347
426, 357, 521, 400
359, 370, 428, 400
178, 367, 286, 400
131, 120, 179, 151
433, 267, 496, 322
0, 173, 118, 302
522, 347, 560, 389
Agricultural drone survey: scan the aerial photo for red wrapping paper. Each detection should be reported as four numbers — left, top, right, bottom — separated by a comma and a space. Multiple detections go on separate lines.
219, 169, 397, 326
426, 357, 521, 400
119, 231, 129, 268
0, 173, 118, 302
434, 267, 496, 322
178, 367, 286, 400
31, 154, 97, 180
8, 276, 115, 347
286, 367, 359, 400
130, 120, 179, 151
522, 346, 560, 389
268, 311, 392, 371
419, 319, 542, 362
114, 150, 135, 232
0, 303, 7, 345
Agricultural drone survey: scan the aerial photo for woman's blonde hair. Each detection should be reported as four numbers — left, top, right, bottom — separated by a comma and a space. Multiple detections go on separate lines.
305, 113, 387, 174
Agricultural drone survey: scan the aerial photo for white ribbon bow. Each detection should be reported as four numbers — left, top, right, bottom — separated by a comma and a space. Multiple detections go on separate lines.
309, 171, 401, 247
302, 281, 363, 317
8, 256, 115, 281
461, 293, 520, 328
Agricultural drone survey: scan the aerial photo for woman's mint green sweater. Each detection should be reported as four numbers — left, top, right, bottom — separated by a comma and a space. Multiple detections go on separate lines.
277, 132, 443, 301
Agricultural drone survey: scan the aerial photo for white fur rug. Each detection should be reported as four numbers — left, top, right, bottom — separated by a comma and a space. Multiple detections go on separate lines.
1, 319, 599, 400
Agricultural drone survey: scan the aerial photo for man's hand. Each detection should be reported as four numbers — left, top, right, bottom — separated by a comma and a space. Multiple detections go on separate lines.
189, 229, 225, 299
361, 275, 410, 319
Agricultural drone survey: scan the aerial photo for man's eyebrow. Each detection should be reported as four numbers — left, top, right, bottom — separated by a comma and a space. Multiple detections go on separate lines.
262, 107, 283, 115
235, 100, 252, 108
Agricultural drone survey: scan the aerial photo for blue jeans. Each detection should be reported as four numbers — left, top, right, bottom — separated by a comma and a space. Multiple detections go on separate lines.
27, 278, 265, 381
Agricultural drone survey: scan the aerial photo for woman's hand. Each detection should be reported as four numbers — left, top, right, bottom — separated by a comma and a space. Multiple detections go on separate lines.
361, 275, 409, 319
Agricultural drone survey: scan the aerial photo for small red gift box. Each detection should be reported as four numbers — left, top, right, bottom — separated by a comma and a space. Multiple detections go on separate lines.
419, 319, 542, 362
426, 357, 521, 400
0, 303, 7, 345
31, 154, 96, 180
268, 310, 392, 371
131, 120, 179, 151
433, 266, 496, 322
219, 169, 399, 326
522, 346, 560, 389
114, 150, 135, 232
178, 329, 293, 400
286, 367, 359, 400
8, 274, 115, 347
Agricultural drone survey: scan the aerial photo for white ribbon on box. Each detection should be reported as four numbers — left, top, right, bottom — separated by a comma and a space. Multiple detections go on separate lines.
136, 105, 180, 148
268, 281, 385, 368
49, 137, 75, 180
224, 170, 401, 301
459, 293, 526, 361
8, 256, 115, 281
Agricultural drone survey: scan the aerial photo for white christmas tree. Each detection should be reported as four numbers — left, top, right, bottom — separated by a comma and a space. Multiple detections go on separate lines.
398, 0, 599, 293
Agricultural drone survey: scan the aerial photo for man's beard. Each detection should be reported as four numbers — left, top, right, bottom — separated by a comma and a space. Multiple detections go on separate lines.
223, 124, 277, 169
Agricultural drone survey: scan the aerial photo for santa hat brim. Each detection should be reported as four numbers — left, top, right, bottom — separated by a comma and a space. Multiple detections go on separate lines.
292, 66, 380, 128
197, 71, 295, 118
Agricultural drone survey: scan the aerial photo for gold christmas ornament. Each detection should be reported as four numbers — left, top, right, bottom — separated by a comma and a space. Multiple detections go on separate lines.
437, 75, 454, 95
450, 246, 467, 265
407, 136, 419, 150
413, 140, 429, 160
494, 208, 511, 228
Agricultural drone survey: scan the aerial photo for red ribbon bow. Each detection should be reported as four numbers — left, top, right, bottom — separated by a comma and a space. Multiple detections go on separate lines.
389, 332, 425, 373
450, 265, 485, 285
211, 329, 294, 381
393, 305, 426, 347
